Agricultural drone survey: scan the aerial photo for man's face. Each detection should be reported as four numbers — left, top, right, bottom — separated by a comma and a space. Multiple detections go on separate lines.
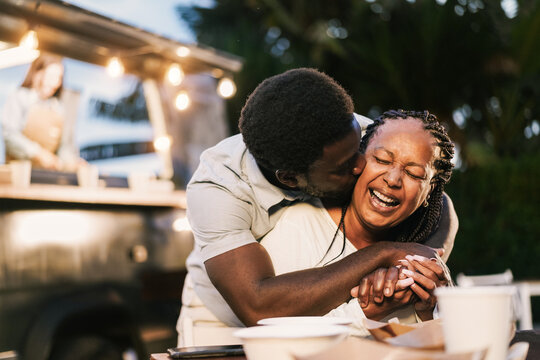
297, 120, 363, 201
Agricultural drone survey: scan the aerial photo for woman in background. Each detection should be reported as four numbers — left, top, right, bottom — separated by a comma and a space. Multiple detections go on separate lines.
2, 54, 82, 171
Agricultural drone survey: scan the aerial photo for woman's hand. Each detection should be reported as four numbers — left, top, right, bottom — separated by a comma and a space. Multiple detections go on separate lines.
400, 255, 450, 320
32, 148, 62, 170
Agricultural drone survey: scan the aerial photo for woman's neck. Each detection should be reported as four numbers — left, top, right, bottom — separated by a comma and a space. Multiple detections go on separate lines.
326, 204, 383, 250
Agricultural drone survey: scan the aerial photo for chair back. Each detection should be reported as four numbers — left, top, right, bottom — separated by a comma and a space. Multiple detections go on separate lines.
456, 269, 513, 287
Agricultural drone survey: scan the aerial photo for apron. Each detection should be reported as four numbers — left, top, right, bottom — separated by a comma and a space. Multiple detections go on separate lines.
22, 103, 64, 161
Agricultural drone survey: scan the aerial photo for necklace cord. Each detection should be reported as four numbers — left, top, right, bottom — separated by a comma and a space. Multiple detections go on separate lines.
317, 201, 349, 267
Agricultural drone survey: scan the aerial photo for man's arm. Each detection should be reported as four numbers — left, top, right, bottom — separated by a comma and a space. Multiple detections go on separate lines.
205, 241, 439, 326
424, 192, 458, 262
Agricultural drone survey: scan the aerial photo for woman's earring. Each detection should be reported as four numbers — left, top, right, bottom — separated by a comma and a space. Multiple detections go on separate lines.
423, 199, 429, 207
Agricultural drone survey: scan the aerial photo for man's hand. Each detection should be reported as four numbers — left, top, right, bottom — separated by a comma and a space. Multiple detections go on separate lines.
351, 267, 414, 307
380, 242, 444, 268
360, 289, 415, 320
350, 266, 415, 320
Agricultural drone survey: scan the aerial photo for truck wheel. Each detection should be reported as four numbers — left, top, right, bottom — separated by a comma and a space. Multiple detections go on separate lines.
49, 335, 124, 360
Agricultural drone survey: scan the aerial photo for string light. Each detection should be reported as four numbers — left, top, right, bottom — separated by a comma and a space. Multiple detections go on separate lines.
106, 56, 124, 77
217, 77, 236, 98
172, 217, 192, 232
175, 91, 190, 111
176, 46, 190, 57
153, 136, 172, 152
19, 30, 38, 50
166, 63, 184, 86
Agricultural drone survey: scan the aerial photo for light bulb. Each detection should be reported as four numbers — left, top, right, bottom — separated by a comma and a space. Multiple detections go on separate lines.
176, 46, 190, 57
217, 78, 236, 98
175, 91, 190, 111
172, 217, 192, 232
153, 136, 172, 151
19, 30, 38, 50
166, 63, 184, 86
106, 57, 124, 77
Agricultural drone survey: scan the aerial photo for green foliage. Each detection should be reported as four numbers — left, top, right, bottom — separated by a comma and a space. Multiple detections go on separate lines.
445, 154, 540, 280
177, 0, 540, 161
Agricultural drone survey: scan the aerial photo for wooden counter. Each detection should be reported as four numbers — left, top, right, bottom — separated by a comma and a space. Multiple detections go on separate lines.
0, 184, 186, 208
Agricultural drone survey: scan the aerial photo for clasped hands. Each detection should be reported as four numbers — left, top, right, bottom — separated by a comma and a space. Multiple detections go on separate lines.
351, 254, 449, 321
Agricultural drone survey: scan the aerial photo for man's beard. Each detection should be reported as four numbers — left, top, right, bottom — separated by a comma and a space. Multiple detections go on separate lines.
302, 182, 352, 202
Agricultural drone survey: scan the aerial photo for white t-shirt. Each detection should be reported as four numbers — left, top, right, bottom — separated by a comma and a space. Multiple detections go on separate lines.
260, 198, 419, 335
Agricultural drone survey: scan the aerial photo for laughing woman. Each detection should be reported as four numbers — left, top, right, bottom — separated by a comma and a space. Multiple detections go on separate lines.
260, 109, 456, 332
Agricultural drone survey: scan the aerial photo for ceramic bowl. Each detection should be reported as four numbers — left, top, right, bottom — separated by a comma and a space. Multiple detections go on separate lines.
234, 324, 349, 360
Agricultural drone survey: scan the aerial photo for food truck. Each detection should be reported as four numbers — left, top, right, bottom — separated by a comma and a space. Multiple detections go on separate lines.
0, 1, 242, 359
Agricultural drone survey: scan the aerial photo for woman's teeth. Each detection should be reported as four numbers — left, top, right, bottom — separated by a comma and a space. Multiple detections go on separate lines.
371, 189, 399, 207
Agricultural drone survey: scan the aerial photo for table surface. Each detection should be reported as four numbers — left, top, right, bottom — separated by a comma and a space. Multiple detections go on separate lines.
151, 330, 540, 360
151, 355, 245, 360
0, 183, 186, 208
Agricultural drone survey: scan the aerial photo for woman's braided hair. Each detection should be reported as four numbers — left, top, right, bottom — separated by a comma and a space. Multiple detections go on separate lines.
359, 109, 455, 243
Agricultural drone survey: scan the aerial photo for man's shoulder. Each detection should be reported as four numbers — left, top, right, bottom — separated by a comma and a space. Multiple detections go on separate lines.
354, 113, 373, 127
275, 199, 328, 227
202, 133, 245, 158
190, 134, 247, 183
187, 134, 265, 203
353, 113, 373, 137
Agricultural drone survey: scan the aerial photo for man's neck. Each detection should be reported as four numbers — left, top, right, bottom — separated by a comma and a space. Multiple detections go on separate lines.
257, 162, 294, 190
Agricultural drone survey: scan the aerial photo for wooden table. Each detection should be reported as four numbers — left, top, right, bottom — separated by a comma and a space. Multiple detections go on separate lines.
151, 354, 245, 360
151, 330, 540, 360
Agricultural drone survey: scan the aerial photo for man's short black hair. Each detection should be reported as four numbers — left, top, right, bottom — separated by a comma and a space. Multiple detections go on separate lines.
239, 68, 355, 174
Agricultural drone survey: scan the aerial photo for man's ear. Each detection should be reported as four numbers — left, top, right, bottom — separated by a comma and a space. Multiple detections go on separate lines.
275, 169, 300, 188
352, 154, 366, 176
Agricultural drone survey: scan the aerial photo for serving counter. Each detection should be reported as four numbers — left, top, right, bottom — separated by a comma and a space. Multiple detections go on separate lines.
0, 183, 186, 208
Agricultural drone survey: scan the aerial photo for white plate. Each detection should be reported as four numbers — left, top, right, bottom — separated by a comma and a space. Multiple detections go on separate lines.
257, 316, 353, 326
234, 324, 349, 339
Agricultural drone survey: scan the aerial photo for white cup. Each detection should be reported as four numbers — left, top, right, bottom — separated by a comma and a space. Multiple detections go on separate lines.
435, 286, 515, 360
77, 164, 99, 188
10, 160, 32, 188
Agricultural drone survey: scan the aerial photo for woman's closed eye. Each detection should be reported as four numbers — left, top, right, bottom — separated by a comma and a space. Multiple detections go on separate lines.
405, 169, 426, 180
373, 156, 391, 165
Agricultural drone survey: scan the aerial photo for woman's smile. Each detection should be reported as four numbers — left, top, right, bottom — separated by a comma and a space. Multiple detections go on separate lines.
369, 188, 400, 210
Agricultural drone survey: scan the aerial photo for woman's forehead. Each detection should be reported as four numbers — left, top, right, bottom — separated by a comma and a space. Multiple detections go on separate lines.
371, 118, 430, 144
369, 118, 436, 161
